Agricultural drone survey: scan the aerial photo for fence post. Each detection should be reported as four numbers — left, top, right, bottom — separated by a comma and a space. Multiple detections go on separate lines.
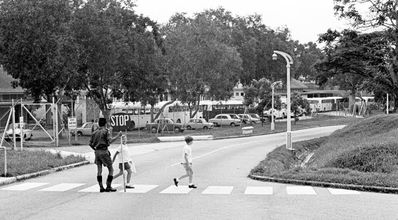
12, 99, 16, 150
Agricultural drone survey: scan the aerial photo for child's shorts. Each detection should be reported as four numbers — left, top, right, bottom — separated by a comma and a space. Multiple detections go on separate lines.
118, 162, 131, 170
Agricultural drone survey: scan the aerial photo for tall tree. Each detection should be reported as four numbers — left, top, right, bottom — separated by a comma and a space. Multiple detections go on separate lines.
334, 0, 398, 107
0, 0, 78, 101
71, 0, 164, 119
163, 12, 242, 117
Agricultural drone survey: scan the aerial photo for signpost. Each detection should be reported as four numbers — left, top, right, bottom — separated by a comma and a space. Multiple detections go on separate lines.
68, 117, 77, 145
19, 116, 24, 150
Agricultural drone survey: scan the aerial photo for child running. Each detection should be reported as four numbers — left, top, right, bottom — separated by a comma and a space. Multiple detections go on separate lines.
173, 136, 197, 188
112, 135, 135, 189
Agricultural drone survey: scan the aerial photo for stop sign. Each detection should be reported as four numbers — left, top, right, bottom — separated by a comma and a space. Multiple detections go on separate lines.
110, 113, 135, 131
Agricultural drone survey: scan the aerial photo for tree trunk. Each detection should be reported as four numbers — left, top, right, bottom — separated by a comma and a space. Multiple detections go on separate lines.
154, 100, 174, 121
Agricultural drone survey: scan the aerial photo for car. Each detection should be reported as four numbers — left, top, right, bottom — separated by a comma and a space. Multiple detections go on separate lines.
238, 114, 261, 124
5, 123, 33, 141
146, 118, 185, 133
185, 118, 214, 130
71, 122, 99, 136
209, 114, 242, 127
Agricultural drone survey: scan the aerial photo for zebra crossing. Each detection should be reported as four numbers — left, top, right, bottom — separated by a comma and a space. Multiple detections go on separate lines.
0, 182, 362, 196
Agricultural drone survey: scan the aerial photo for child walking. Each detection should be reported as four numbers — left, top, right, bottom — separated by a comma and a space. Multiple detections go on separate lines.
173, 136, 197, 188
112, 135, 135, 189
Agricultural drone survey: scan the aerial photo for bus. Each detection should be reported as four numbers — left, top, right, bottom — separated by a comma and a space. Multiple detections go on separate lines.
110, 101, 202, 129
157, 100, 203, 124
200, 100, 254, 121
306, 97, 343, 112
110, 102, 155, 130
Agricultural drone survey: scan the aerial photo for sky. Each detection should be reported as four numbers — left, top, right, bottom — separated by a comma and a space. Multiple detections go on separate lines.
134, 0, 350, 44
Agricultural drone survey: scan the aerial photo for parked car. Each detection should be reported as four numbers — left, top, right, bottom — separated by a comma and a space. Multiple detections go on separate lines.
71, 122, 99, 136
146, 118, 185, 133
5, 123, 33, 141
185, 118, 214, 130
209, 114, 242, 127
238, 114, 261, 124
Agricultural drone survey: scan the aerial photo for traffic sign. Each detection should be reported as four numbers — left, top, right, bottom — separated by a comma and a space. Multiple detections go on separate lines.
68, 117, 77, 130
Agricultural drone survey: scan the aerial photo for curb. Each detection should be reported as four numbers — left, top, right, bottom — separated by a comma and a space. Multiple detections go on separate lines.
157, 135, 214, 142
0, 160, 90, 186
249, 174, 398, 194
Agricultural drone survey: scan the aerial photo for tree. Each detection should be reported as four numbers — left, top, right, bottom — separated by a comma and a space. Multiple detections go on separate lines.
291, 92, 310, 124
163, 12, 242, 117
294, 41, 323, 81
71, 0, 164, 119
315, 29, 378, 110
243, 78, 281, 115
334, 0, 398, 109
0, 0, 78, 101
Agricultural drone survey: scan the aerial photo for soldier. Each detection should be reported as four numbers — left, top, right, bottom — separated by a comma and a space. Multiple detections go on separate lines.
89, 117, 122, 192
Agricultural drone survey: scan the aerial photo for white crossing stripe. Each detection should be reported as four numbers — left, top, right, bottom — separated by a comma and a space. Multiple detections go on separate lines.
1, 182, 49, 191
40, 183, 85, 192
244, 186, 273, 195
328, 188, 360, 195
78, 184, 121, 193
160, 185, 192, 194
286, 186, 316, 195
202, 186, 233, 195
122, 184, 158, 193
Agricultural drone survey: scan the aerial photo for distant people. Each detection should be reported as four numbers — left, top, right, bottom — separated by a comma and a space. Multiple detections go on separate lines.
89, 117, 122, 192
112, 135, 135, 189
91, 119, 98, 133
173, 136, 197, 189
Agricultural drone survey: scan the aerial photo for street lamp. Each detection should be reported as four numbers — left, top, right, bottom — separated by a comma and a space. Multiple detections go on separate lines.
270, 81, 282, 131
272, 50, 293, 150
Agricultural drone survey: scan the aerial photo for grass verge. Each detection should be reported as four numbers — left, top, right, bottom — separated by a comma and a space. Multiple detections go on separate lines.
25, 114, 360, 147
250, 114, 398, 189
0, 149, 86, 177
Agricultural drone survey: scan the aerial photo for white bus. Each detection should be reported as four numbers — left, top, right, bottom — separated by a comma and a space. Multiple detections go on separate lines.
157, 100, 203, 124
110, 102, 156, 129
306, 97, 343, 112
110, 101, 202, 129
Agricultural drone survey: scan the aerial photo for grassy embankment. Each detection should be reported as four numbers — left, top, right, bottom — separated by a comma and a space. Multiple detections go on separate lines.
0, 150, 86, 177
250, 114, 398, 189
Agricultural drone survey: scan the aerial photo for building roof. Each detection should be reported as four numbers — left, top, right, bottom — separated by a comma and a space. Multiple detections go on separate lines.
0, 66, 24, 94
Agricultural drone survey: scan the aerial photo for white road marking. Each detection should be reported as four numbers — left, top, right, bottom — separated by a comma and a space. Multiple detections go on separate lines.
244, 186, 273, 195
122, 184, 158, 193
286, 186, 317, 195
1, 182, 49, 191
202, 186, 233, 195
160, 185, 193, 194
78, 184, 121, 193
170, 141, 259, 166
328, 188, 360, 195
39, 183, 85, 192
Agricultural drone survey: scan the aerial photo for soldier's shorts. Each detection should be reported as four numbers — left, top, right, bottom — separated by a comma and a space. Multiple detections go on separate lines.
94, 150, 113, 168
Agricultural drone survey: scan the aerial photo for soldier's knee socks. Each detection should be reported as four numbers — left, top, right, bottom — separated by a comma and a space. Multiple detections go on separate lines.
106, 175, 113, 188
97, 176, 104, 189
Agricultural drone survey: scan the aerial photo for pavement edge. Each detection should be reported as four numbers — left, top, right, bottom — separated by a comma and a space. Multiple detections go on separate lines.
0, 160, 90, 186
249, 174, 398, 194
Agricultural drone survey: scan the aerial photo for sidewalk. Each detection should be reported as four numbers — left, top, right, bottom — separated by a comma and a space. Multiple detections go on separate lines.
0, 141, 186, 186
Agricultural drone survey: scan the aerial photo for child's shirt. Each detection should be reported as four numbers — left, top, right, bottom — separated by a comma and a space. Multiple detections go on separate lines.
182, 143, 192, 163
116, 144, 132, 163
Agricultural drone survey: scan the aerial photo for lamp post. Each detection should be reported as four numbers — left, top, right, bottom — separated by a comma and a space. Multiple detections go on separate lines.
270, 81, 282, 131
272, 50, 293, 150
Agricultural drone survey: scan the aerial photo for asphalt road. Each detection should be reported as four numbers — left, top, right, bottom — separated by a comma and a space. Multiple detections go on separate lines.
1, 125, 398, 220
